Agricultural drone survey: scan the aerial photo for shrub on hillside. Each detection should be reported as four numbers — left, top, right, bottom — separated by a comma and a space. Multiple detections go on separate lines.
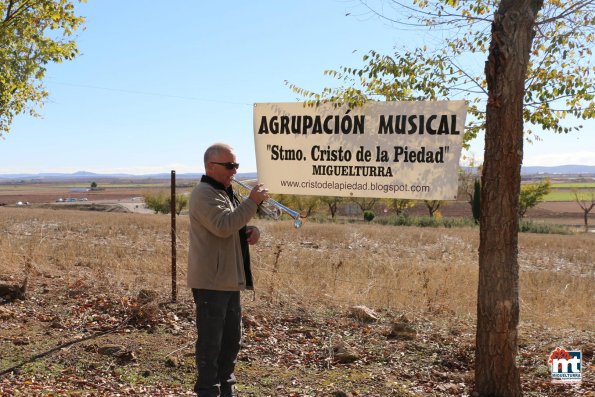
519, 220, 572, 235
363, 210, 375, 222
143, 192, 188, 215
375, 215, 475, 228
144, 192, 170, 214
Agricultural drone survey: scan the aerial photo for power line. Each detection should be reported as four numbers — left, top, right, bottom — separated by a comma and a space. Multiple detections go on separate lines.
47, 80, 253, 106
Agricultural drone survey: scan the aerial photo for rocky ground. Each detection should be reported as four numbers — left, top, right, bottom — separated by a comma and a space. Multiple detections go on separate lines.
0, 273, 592, 396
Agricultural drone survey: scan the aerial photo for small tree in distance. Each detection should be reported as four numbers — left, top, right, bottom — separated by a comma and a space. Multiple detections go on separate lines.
144, 191, 169, 214
573, 189, 595, 232
144, 192, 188, 215
518, 178, 551, 218
384, 198, 414, 216
424, 200, 442, 218
320, 196, 344, 219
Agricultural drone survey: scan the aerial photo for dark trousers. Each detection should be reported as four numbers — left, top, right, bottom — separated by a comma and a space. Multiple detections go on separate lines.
192, 289, 241, 397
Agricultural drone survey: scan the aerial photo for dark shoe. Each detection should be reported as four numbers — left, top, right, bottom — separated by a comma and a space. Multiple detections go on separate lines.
194, 386, 219, 397
220, 385, 238, 397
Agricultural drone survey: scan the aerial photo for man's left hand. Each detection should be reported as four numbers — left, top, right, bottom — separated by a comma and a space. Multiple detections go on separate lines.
246, 226, 260, 245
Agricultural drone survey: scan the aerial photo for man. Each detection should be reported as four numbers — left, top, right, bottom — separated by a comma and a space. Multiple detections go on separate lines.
188, 143, 269, 397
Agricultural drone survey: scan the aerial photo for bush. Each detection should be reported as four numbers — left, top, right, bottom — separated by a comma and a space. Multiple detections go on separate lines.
144, 192, 169, 214
363, 210, 375, 222
375, 214, 475, 228
519, 179, 551, 218
519, 220, 572, 235
417, 216, 439, 227
143, 192, 188, 215
375, 214, 412, 226
173, 194, 188, 215
441, 217, 475, 228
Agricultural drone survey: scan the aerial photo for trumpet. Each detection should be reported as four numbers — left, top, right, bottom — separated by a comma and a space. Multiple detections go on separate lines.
232, 178, 303, 228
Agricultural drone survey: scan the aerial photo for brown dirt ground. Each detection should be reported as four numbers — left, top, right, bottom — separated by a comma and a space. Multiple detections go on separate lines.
1, 275, 593, 397
0, 206, 593, 396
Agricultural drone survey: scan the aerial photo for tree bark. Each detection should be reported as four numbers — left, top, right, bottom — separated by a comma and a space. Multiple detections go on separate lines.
476, 1, 543, 396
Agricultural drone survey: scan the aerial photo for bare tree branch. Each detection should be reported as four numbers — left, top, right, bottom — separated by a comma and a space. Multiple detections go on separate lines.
4, 0, 15, 22
1, 0, 35, 27
358, 0, 492, 28
447, 57, 489, 95
538, 0, 595, 26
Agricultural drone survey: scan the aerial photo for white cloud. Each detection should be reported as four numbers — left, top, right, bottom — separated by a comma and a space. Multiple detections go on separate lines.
523, 152, 595, 167
0, 164, 204, 175
460, 151, 595, 167
93, 164, 203, 175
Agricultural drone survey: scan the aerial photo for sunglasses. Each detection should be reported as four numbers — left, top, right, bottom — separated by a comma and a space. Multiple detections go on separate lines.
210, 161, 240, 170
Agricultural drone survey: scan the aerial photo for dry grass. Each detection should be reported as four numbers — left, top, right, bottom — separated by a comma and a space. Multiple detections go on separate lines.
1, 207, 593, 330
0, 208, 173, 294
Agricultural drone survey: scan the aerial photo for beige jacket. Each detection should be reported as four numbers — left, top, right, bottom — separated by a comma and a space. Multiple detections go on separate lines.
187, 179, 257, 291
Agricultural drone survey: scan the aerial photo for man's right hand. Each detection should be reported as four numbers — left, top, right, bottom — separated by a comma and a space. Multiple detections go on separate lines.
249, 183, 269, 205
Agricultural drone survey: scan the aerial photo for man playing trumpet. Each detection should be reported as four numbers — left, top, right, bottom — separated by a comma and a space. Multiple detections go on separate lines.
188, 143, 269, 397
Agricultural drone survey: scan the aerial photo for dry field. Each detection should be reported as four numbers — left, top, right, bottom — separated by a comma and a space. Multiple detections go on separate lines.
1, 181, 591, 229
0, 184, 160, 205
0, 207, 593, 396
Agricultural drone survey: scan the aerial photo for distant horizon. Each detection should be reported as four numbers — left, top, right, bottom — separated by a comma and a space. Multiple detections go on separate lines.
1, 140, 594, 176
1, 164, 594, 179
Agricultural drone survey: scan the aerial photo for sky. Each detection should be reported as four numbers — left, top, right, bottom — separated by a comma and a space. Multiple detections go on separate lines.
1, 0, 594, 175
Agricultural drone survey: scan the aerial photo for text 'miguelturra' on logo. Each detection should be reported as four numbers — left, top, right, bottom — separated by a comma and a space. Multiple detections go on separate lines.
548, 347, 582, 384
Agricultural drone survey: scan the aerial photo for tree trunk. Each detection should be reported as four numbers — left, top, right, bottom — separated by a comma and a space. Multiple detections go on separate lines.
425, 200, 441, 217
329, 203, 336, 219
476, 1, 543, 396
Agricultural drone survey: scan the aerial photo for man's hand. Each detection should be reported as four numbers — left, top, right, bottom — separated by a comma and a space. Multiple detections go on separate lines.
248, 183, 269, 205
246, 226, 260, 245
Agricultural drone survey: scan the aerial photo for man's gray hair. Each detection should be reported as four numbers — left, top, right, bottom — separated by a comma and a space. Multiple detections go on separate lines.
204, 143, 233, 168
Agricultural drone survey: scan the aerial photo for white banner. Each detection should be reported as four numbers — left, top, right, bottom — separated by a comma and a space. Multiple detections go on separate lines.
253, 101, 466, 200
